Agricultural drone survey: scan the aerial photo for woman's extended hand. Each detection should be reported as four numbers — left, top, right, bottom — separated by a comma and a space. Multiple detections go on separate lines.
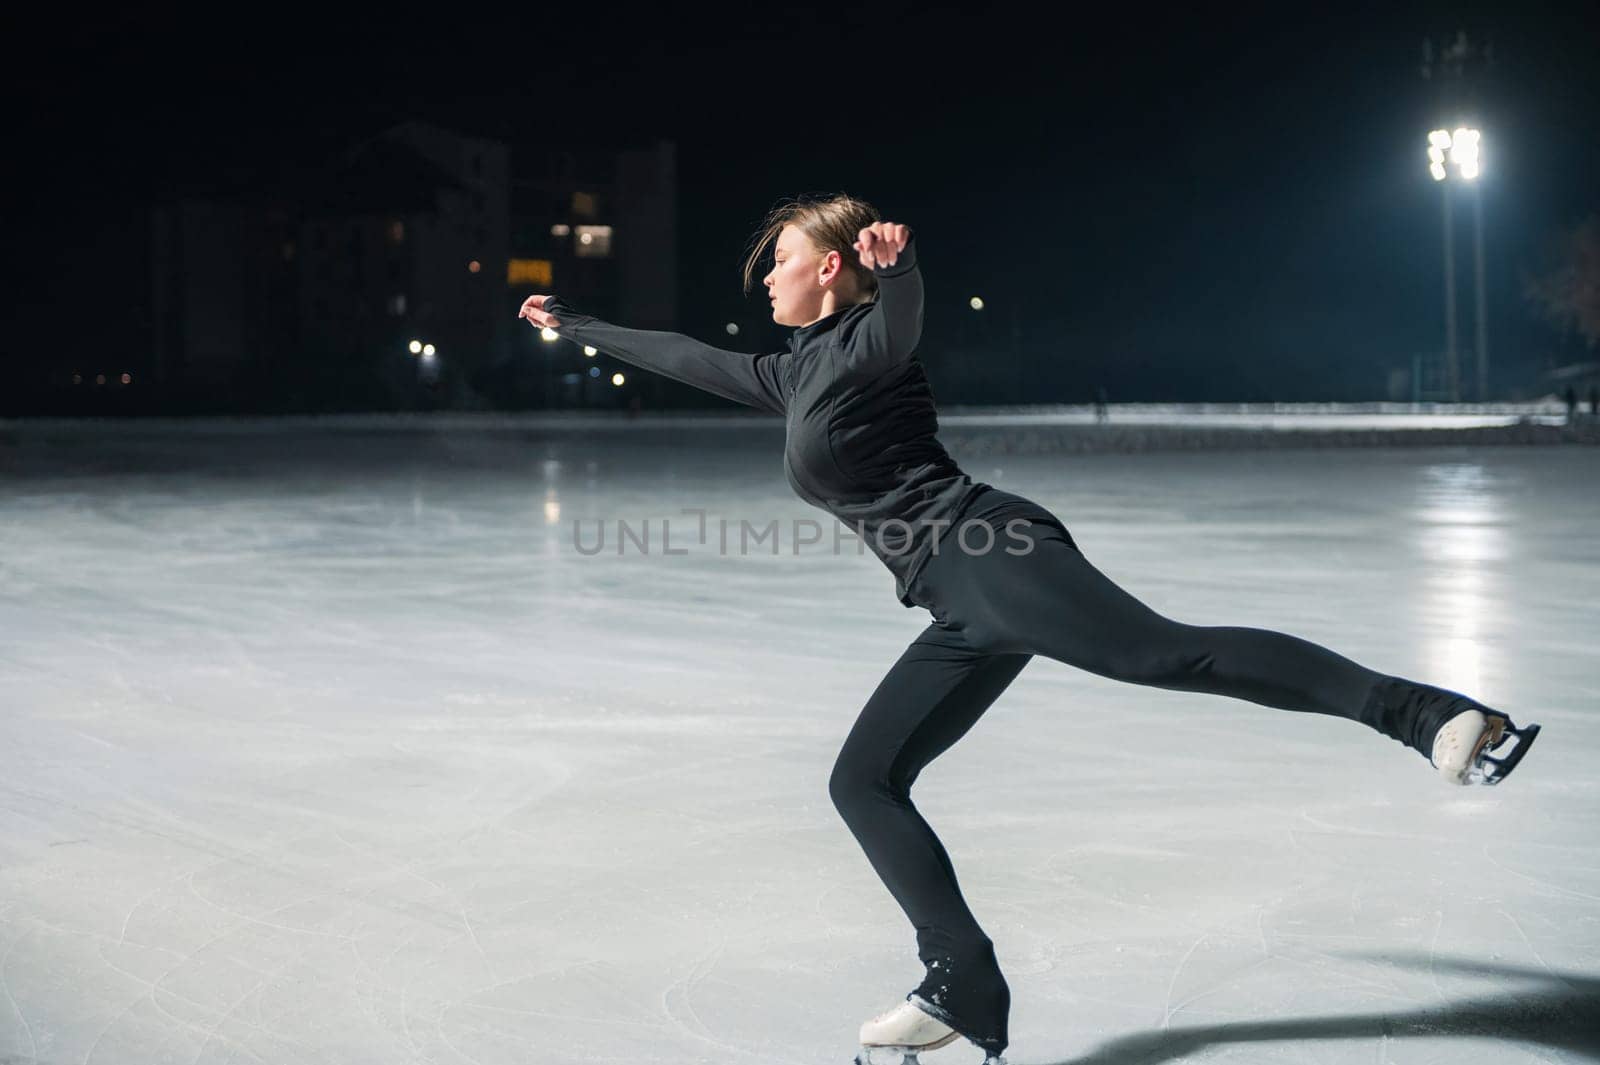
853, 222, 911, 270
517, 294, 560, 329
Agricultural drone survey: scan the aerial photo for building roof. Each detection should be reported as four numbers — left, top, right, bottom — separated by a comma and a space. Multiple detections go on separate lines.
274, 133, 470, 218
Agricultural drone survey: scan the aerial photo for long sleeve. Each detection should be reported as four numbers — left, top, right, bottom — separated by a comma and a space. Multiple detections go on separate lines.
541, 296, 787, 415
836, 233, 924, 376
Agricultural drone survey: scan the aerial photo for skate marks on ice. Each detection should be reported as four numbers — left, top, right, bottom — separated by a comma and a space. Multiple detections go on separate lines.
1038, 956, 1599, 1064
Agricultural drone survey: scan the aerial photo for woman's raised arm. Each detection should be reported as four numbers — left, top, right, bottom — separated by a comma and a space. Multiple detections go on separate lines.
836, 223, 923, 377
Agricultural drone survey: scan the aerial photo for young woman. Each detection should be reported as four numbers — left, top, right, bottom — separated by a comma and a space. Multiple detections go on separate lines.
518, 193, 1540, 1065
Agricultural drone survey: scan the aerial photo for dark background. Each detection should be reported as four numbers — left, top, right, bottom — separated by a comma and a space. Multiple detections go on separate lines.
5, 2, 1597, 410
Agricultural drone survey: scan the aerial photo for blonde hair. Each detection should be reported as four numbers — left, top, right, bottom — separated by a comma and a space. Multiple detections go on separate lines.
740, 193, 882, 299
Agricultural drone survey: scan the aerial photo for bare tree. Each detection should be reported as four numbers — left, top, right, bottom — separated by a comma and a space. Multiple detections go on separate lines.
1524, 214, 1600, 349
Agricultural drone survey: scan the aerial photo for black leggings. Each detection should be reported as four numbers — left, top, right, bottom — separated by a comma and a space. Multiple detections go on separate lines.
827, 492, 1500, 1058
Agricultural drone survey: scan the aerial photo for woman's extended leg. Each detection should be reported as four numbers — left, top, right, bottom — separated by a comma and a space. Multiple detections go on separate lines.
930, 522, 1498, 761
829, 624, 1030, 1059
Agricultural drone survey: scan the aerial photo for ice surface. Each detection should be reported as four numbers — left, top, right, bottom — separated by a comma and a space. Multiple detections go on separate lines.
0, 420, 1596, 1064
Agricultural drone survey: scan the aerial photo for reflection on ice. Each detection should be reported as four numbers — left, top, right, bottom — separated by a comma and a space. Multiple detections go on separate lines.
1413, 462, 1510, 704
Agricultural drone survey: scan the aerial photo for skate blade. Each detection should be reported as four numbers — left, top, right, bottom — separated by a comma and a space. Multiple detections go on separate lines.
1469, 719, 1540, 786
855, 1031, 962, 1065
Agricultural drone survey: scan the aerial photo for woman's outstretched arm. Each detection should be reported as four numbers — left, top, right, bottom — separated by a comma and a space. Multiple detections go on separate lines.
518, 294, 787, 415
837, 222, 923, 376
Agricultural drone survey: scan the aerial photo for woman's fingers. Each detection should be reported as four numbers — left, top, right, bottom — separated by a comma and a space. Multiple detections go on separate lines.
856, 223, 908, 270
871, 226, 897, 268
855, 233, 877, 269
517, 294, 560, 328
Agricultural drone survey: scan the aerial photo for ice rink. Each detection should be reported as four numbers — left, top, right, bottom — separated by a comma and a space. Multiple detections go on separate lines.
2, 419, 1596, 1064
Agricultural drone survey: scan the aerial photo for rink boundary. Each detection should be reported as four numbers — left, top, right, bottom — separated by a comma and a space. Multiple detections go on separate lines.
3, 404, 1597, 452
0, 401, 1589, 430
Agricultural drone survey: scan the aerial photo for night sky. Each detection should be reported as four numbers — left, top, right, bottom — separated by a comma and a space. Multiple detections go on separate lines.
7, 4, 1597, 404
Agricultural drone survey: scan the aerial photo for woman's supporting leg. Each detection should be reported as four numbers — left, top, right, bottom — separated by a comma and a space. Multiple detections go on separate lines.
829, 625, 1031, 1058
936, 524, 1492, 760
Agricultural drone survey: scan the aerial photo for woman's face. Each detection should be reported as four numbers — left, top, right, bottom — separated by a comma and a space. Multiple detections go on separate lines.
763, 224, 832, 327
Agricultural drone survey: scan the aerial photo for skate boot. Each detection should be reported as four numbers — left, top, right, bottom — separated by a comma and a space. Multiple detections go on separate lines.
1431, 708, 1541, 786
854, 997, 961, 1065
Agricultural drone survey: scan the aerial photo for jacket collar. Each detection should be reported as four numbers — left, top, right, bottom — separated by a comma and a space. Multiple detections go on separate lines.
786, 303, 861, 352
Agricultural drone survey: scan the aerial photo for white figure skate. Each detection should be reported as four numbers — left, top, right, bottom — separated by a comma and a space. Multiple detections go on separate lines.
854, 996, 960, 1065
1431, 708, 1540, 785
854, 995, 1004, 1065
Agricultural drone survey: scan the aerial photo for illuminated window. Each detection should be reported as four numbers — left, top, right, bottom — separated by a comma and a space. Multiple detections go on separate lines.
575, 225, 612, 259
507, 258, 554, 286
388, 293, 407, 316
388, 219, 405, 245
571, 191, 597, 218
550, 223, 571, 237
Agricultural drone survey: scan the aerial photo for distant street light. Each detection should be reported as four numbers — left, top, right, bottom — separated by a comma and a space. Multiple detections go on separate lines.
969, 296, 985, 311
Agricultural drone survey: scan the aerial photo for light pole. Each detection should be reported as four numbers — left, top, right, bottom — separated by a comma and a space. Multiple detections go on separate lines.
1471, 173, 1488, 402
1427, 126, 1487, 401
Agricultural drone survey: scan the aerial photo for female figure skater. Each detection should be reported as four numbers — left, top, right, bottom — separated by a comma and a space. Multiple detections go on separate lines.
518, 193, 1539, 1065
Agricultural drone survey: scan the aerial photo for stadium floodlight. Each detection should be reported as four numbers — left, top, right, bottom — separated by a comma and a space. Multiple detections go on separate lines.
1450, 127, 1481, 180
1429, 128, 1481, 181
